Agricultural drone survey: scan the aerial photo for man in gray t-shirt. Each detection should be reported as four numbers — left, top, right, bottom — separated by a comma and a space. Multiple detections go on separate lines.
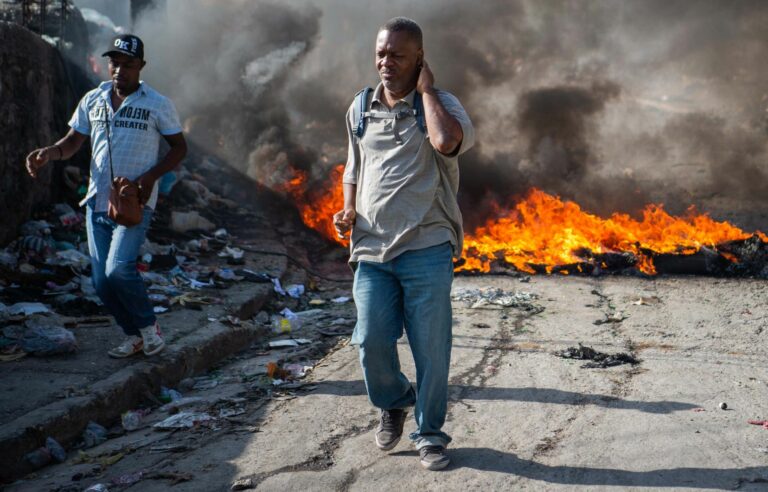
334, 17, 474, 471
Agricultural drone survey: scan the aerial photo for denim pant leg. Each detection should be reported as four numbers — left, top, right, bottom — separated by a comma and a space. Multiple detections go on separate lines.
395, 243, 454, 449
352, 260, 417, 411
86, 207, 137, 335
86, 207, 156, 336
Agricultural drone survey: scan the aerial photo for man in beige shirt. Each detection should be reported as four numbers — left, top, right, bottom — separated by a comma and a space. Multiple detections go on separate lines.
334, 17, 474, 471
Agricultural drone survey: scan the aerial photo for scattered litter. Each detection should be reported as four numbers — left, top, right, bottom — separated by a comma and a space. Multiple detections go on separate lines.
6, 302, 50, 316
331, 296, 351, 303
452, 287, 543, 313
84, 484, 109, 492
153, 306, 169, 313
284, 363, 312, 378
46, 436, 67, 462
632, 296, 662, 306
594, 312, 629, 325
271, 278, 287, 296
217, 268, 243, 281
160, 396, 207, 413
112, 470, 144, 486
553, 344, 639, 368
48, 249, 91, 269
692, 408, 706, 412
170, 210, 215, 232
1, 321, 78, 356
218, 246, 245, 260
472, 323, 491, 329
269, 339, 299, 348
121, 410, 147, 431
239, 269, 271, 283
309, 299, 327, 306
154, 412, 215, 429
748, 419, 768, 430
286, 284, 305, 298
330, 317, 355, 326
231, 477, 255, 490
83, 421, 108, 448
159, 387, 183, 403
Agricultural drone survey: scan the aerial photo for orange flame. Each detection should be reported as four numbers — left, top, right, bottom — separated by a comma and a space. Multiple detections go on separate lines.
281, 170, 764, 275
281, 164, 348, 246
460, 188, 766, 274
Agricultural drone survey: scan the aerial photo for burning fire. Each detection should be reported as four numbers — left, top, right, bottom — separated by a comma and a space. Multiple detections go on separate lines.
460, 188, 766, 274
282, 167, 765, 275
281, 164, 348, 247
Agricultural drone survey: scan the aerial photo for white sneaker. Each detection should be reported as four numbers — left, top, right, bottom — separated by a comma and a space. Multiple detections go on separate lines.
108, 336, 144, 358
140, 322, 165, 356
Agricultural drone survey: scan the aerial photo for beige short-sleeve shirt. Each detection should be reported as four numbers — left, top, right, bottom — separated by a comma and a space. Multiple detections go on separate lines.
343, 84, 475, 263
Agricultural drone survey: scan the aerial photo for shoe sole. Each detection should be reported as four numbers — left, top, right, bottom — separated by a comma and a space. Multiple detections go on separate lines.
108, 349, 142, 359
420, 457, 450, 471
375, 434, 401, 451
143, 340, 165, 356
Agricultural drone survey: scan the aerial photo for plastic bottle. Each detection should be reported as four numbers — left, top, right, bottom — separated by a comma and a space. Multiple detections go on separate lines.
121, 410, 143, 431
45, 437, 67, 462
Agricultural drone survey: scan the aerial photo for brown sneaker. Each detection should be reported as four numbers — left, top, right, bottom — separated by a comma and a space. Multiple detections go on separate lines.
419, 445, 450, 470
375, 408, 407, 451
108, 336, 144, 358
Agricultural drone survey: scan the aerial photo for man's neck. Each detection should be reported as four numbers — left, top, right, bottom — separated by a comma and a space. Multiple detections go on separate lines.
382, 85, 415, 109
113, 83, 140, 100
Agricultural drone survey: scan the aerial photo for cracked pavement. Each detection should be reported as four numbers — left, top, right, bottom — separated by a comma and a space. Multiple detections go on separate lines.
9, 274, 768, 491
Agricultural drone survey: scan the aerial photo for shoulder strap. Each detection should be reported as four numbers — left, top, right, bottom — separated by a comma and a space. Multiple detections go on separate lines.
103, 99, 114, 182
353, 87, 373, 139
412, 91, 426, 133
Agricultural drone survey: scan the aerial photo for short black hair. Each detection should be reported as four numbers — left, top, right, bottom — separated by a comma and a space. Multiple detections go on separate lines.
380, 17, 423, 48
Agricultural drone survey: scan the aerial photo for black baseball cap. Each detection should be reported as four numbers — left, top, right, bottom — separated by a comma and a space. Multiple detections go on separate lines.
102, 34, 144, 59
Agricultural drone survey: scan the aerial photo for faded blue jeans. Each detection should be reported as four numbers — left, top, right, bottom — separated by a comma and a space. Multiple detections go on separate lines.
352, 242, 454, 449
86, 204, 156, 337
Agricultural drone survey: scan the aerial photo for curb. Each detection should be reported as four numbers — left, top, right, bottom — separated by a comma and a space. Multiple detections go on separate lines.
0, 284, 274, 483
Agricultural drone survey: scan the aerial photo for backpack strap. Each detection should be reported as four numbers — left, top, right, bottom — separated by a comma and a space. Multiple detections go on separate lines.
412, 91, 426, 133
353, 87, 373, 139
352, 86, 427, 139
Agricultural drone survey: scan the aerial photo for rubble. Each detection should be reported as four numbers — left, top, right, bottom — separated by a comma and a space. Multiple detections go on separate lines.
553, 344, 640, 368
452, 287, 543, 313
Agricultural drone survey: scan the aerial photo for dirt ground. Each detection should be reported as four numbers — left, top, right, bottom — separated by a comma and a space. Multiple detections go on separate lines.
8, 272, 767, 491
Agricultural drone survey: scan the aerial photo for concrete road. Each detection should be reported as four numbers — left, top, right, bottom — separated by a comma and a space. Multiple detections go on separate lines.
11, 274, 768, 491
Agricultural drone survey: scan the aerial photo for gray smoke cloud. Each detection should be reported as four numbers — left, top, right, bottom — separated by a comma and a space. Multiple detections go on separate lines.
112, 0, 768, 230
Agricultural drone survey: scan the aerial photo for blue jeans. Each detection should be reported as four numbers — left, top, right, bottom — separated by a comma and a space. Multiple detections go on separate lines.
86, 205, 156, 337
351, 242, 454, 449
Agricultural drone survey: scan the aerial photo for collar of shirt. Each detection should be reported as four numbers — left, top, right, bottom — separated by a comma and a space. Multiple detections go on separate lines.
96, 80, 149, 108
371, 82, 417, 110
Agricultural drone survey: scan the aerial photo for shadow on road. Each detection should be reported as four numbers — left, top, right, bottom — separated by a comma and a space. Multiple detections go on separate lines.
443, 447, 768, 489
312, 380, 698, 414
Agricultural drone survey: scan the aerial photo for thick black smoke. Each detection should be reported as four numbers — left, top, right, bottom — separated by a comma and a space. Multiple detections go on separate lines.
117, 0, 768, 230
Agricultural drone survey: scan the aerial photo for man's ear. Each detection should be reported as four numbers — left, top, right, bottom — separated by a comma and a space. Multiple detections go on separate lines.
417, 49, 424, 67
141, 60, 147, 69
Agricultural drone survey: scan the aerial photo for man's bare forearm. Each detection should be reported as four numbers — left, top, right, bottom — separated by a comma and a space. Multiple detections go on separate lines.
53, 129, 88, 160
421, 89, 463, 155
343, 183, 357, 210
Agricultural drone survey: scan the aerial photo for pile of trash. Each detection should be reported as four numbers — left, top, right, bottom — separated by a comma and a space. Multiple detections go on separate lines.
452, 287, 544, 313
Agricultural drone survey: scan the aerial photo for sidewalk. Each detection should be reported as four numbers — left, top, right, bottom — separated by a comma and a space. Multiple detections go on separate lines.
0, 215, 289, 483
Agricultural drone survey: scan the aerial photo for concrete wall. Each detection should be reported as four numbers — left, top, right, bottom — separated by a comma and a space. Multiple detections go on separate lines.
0, 21, 78, 244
